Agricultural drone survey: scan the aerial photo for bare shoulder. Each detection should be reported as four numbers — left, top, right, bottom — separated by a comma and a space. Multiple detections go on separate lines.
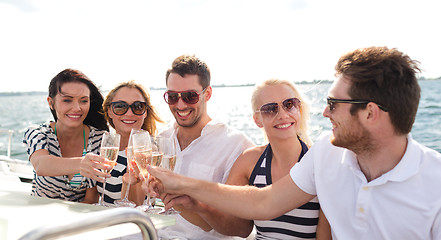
227, 145, 266, 185
240, 145, 266, 164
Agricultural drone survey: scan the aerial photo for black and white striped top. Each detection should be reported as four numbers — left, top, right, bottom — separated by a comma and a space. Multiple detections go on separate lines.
249, 141, 320, 239
96, 151, 127, 204
23, 122, 105, 202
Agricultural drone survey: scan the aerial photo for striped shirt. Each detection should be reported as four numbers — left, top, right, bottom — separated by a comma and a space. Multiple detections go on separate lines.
96, 151, 127, 204
249, 141, 319, 239
23, 122, 105, 202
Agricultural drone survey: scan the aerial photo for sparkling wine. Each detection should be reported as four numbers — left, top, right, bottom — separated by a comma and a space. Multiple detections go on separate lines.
152, 152, 163, 167
134, 147, 152, 175
126, 146, 134, 170
100, 147, 119, 173
162, 155, 177, 171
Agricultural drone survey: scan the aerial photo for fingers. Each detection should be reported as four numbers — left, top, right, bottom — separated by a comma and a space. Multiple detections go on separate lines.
147, 166, 182, 193
162, 194, 191, 210
80, 153, 113, 182
122, 168, 140, 185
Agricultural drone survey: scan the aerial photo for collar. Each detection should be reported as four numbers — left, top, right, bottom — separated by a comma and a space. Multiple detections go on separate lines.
172, 119, 224, 137
341, 134, 421, 184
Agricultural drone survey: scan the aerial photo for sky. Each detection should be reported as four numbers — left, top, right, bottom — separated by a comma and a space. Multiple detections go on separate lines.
0, 0, 440, 92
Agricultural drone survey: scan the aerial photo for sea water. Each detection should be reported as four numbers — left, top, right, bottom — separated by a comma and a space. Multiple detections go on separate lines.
1, 80, 440, 161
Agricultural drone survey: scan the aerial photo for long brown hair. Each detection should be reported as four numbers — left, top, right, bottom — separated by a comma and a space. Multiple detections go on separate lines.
48, 68, 108, 131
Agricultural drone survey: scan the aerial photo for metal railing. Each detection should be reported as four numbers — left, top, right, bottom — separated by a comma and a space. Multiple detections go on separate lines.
0, 129, 13, 158
19, 208, 158, 240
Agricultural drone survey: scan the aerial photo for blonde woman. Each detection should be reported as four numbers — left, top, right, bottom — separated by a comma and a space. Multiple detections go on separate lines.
90, 80, 163, 204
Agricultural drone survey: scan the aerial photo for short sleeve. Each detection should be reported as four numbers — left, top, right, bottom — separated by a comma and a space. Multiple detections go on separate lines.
290, 150, 317, 195
86, 178, 97, 188
23, 126, 50, 159
289, 132, 331, 196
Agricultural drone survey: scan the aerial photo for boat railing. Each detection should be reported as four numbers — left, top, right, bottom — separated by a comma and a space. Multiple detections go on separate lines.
0, 129, 13, 158
18, 208, 159, 240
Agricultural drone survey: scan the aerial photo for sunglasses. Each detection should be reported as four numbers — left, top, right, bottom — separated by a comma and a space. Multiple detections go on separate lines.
163, 88, 206, 105
326, 97, 388, 112
110, 101, 147, 116
255, 98, 301, 118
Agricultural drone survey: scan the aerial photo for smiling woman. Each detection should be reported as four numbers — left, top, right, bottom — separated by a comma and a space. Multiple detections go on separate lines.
22, 68, 110, 203
95, 80, 163, 205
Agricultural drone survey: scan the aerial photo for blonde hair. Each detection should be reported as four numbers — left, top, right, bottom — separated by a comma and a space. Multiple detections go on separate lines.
251, 79, 311, 146
103, 80, 163, 136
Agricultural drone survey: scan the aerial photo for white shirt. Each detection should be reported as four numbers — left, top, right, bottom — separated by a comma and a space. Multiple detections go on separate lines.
159, 120, 255, 240
290, 132, 441, 240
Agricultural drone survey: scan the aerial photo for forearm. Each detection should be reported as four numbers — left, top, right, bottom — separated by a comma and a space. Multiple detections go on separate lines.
181, 174, 313, 220
31, 155, 81, 176
182, 178, 269, 220
195, 201, 253, 237
149, 166, 314, 220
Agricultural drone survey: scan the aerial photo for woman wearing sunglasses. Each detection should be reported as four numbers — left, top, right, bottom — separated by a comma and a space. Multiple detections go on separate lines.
89, 80, 163, 205
193, 79, 331, 239
23, 69, 109, 203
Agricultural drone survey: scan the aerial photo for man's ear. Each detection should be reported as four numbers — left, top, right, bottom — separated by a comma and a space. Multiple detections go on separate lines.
365, 102, 382, 121
204, 86, 212, 101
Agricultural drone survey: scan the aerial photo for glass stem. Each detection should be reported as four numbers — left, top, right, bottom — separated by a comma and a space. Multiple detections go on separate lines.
145, 172, 151, 208
123, 170, 131, 200
145, 193, 151, 208
100, 179, 107, 205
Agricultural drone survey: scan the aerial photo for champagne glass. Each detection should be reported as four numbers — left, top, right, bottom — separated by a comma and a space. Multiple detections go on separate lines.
131, 129, 154, 212
148, 135, 165, 213
157, 136, 179, 215
98, 132, 120, 206
114, 131, 136, 208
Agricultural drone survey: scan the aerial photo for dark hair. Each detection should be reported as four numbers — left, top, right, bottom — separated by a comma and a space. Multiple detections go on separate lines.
103, 80, 163, 136
335, 46, 421, 134
48, 69, 109, 131
165, 55, 211, 89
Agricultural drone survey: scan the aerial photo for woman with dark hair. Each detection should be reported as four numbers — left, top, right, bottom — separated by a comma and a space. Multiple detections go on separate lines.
23, 68, 111, 203
88, 80, 163, 205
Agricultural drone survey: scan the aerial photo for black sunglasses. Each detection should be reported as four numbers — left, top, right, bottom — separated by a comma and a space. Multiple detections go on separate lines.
110, 101, 147, 116
326, 97, 388, 112
255, 98, 301, 118
163, 88, 206, 105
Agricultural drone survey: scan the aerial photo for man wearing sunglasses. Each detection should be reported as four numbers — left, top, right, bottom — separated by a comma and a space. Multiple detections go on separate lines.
148, 47, 441, 239
158, 55, 255, 239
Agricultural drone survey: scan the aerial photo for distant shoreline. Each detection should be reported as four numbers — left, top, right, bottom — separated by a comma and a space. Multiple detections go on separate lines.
1, 78, 439, 96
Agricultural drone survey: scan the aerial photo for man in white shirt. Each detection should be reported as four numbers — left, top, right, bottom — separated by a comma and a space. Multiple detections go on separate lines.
147, 47, 441, 239
158, 55, 254, 239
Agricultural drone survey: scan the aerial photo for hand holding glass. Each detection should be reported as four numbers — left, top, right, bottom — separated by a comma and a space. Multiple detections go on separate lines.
98, 132, 120, 206
114, 131, 136, 208
157, 136, 179, 215
131, 129, 153, 212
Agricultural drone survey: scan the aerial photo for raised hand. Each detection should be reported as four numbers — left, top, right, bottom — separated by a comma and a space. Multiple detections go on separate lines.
144, 165, 189, 198
122, 159, 141, 185
161, 193, 197, 210
80, 153, 112, 182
